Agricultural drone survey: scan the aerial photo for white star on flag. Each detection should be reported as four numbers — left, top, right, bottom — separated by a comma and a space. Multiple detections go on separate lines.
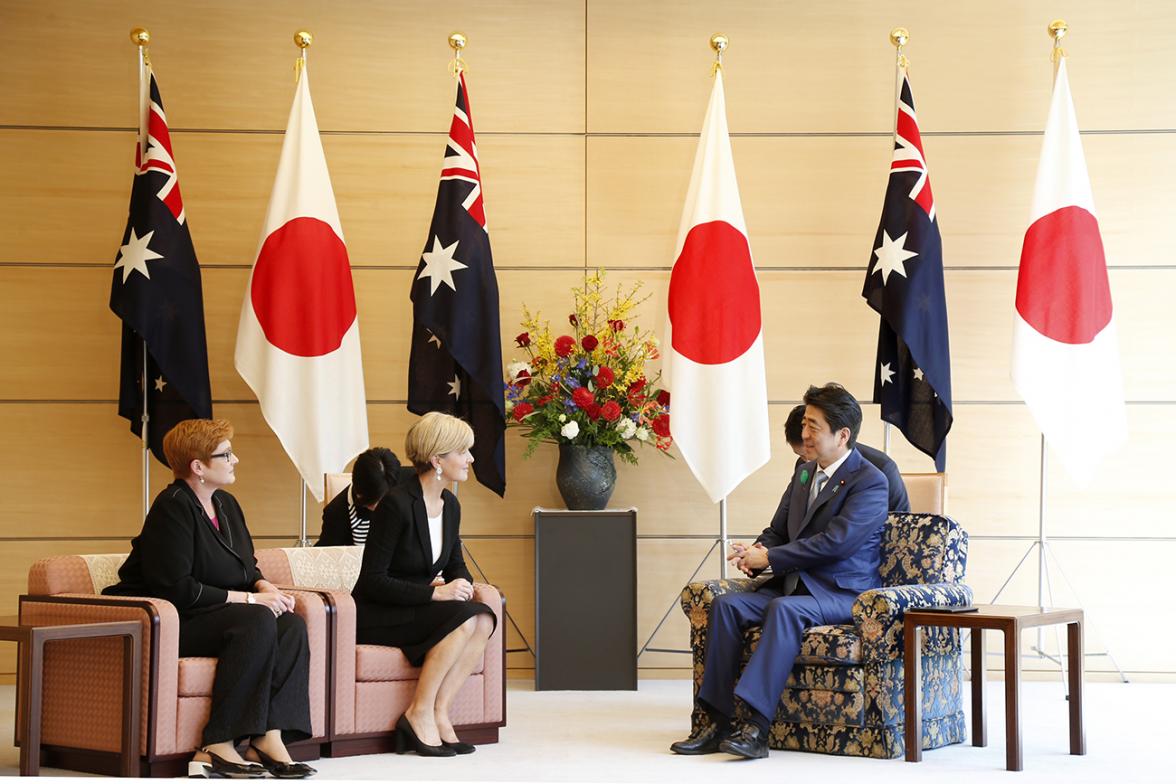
447, 374, 462, 400
872, 230, 918, 285
426, 329, 442, 349
114, 229, 165, 283
879, 362, 896, 386
418, 236, 468, 295
154, 377, 167, 391
912, 367, 924, 382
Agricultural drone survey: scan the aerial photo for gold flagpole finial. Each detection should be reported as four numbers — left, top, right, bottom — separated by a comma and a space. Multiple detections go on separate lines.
130, 27, 151, 66
710, 34, 728, 76
1048, 19, 1068, 63
293, 30, 312, 82
449, 32, 468, 77
890, 27, 910, 69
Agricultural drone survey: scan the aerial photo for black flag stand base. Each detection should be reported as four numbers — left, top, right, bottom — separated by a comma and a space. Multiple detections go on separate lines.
978, 433, 1128, 686
638, 497, 731, 660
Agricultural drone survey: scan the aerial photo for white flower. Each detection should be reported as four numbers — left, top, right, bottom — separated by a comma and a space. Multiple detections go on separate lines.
506, 361, 532, 381
505, 400, 515, 413
560, 420, 580, 440
615, 418, 637, 439
635, 426, 651, 442
558, 414, 567, 423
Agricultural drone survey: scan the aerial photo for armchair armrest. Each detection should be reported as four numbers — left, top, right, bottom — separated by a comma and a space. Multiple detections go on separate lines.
472, 583, 505, 724
285, 590, 328, 739
679, 577, 760, 632
853, 583, 974, 663
18, 593, 180, 756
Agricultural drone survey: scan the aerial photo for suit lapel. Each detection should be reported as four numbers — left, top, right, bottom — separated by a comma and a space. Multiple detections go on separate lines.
793, 450, 862, 540
403, 480, 433, 566
788, 461, 817, 541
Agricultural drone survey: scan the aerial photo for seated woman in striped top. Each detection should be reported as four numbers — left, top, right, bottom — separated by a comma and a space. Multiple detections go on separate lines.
317, 447, 413, 547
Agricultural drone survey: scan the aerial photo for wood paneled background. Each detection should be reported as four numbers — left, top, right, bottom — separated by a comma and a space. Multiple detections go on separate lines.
2, 0, 1174, 680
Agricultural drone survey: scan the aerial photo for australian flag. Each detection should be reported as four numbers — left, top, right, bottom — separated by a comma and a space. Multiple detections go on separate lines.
109, 68, 212, 465
408, 73, 506, 496
861, 70, 953, 471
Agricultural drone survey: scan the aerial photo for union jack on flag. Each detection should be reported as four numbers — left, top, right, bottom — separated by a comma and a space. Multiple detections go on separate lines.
408, 72, 506, 495
861, 68, 953, 470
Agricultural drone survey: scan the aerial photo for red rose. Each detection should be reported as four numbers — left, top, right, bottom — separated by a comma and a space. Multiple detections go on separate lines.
572, 387, 595, 409
554, 335, 576, 357
513, 369, 531, 387
609, 319, 625, 332
627, 390, 644, 407
581, 335, 599, 352
656, 390, 670, 407
601, 400, 622, 422
512, 402, 534, 422
585, 403, 602, 421
652, 414, 671, 438
536, 393, 555, 406
568, 313, 578, 326
595, 366, 615, 388
515, 332, 530, 347
628, 378, 647, 393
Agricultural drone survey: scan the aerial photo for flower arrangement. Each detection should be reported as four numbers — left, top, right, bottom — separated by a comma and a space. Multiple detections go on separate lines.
504, 270, 672, 464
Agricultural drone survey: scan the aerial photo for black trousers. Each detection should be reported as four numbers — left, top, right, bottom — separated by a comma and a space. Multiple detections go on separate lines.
179, 604, 312, 746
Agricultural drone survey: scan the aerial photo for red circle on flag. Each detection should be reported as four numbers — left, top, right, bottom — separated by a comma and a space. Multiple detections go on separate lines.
1016, 206, 1112, 345
668, 220, 761, 364
250, 217, 357, 357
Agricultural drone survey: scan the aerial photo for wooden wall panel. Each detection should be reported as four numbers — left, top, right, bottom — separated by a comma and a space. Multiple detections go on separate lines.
0, 131, 585, 267
0, 0, 585, 133
587, 0, 1176, 133
586, 135, 1176, 271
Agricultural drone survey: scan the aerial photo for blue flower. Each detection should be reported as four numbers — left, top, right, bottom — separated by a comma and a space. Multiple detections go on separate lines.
566, 377, 581, 389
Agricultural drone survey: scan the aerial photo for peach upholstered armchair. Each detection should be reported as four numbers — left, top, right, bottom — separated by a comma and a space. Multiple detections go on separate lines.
18, 553, 329, 777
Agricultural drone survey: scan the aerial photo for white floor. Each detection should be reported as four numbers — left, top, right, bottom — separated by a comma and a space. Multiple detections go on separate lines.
0, 678, 1170, 782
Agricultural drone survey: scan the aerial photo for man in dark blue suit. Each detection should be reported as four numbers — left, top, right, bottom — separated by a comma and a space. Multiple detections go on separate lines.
784, 403, 910, 513
671, 384, 889, 759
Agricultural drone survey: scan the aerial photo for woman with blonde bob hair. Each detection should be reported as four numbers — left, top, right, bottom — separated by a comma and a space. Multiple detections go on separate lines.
105, 419, 315, 778
353, 412, 496, 757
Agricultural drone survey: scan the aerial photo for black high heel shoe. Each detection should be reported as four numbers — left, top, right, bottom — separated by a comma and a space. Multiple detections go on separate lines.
187, 749, 266, 779
245, 744, 317, 779
395, 714, 456, 757
442, 739, 476, 755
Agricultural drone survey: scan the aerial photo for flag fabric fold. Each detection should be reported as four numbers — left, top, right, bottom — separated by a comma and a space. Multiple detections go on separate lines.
862, 67, 953, 471
407, 73, 506, 497
110, 66, 212, 463
235, 66, 368, 502
663, 70, 770, 503
1011, 57, 1127, 481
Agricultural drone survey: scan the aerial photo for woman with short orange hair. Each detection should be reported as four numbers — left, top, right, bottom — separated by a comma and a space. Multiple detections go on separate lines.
105, 419, 315, 778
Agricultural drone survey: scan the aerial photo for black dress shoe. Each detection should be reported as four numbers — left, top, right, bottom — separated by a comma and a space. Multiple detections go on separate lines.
245, 745, 317, 778
395, 714, 457, 757
719, 721, 770, 759
442, 739, 477, 755
670, 722, 730, 755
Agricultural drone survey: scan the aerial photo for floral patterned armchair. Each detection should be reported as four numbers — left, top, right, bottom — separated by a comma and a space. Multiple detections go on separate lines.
680, 512, 971, 759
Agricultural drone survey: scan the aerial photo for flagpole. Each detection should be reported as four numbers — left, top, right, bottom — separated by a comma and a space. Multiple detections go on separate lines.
710, 32, 731, 580
292, 28, 314, 549
131, 27, 152, 518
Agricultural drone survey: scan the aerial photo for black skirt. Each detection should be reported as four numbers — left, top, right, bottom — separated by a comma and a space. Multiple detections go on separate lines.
356, 600, 496, 667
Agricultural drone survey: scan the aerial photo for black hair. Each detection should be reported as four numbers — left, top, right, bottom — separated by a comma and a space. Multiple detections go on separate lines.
802, 383, 862, 448
351, 447, 402, 507
784, 404, 806, 446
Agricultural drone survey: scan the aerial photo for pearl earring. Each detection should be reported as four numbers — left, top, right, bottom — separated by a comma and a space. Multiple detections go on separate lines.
435, 464, 443, 481
199, 476, 205, 484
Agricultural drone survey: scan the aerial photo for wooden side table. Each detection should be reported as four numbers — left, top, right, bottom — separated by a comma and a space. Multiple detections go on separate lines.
0, 616, 141, 777
903, 605, 1085, 772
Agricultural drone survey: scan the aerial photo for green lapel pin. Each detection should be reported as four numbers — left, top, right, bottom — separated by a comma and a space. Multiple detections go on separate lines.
800, 468, 810, 484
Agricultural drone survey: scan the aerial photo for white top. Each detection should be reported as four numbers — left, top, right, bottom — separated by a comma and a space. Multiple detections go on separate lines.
427, 512, 443, 566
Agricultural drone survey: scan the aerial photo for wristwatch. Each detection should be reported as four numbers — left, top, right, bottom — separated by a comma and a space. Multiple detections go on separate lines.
246, 592, 255, 604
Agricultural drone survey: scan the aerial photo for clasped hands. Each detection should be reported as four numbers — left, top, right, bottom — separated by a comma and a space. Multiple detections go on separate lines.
434, 578, 475, 602
727, 541, 769, 576
248, 582, 296, 616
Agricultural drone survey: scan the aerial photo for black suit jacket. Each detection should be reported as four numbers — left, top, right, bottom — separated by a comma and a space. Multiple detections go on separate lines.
316, 467, 419, 547
352, 477, 473, 629
793, 441, 909, 513
104, 480, 263, 616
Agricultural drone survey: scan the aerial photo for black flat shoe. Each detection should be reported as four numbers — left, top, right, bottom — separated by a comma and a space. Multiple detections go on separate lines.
187, 750, 266, 779
395, 714, 456, 757
442, 739, 476, 755
718, 721, 769, 760
670, 722, 730, 755
245, 745, 317, 779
